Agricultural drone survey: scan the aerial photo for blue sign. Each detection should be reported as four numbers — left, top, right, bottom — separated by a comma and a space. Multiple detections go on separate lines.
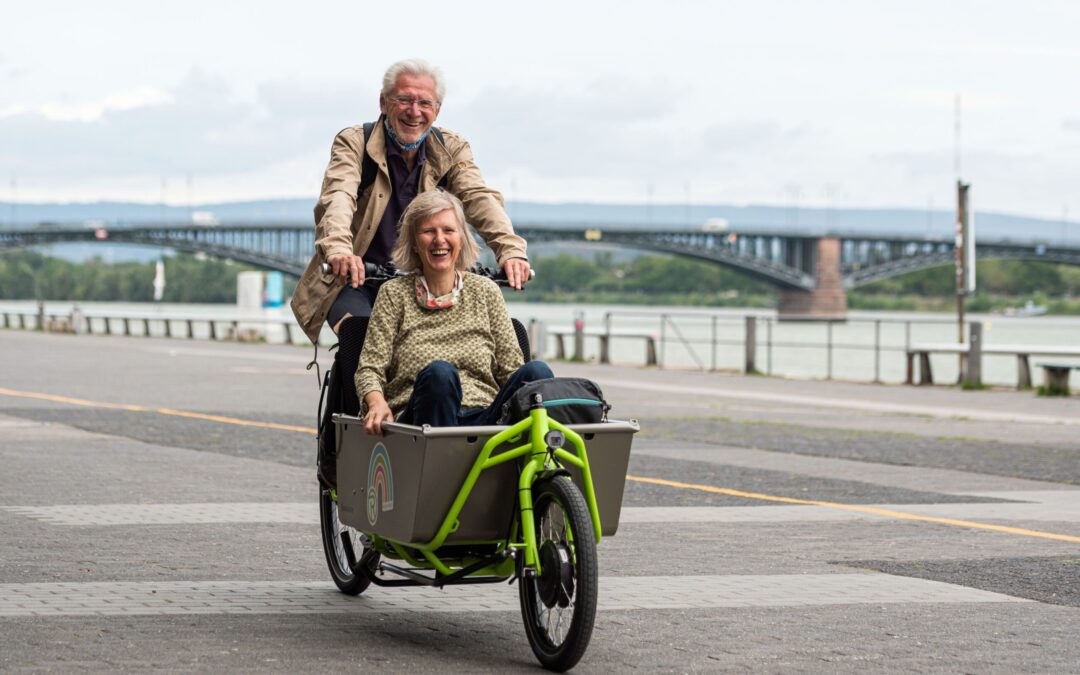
263, 271, 284, 308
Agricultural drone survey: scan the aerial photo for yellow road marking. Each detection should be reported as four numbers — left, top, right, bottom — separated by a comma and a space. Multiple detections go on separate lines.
0, 387, 151, 412
0, 387, 314, 435
2, 386, 1077, 543
626, 474, 1080, 543
156, 408, 315, 434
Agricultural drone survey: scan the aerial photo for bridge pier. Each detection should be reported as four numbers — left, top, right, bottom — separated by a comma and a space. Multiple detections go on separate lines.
778, 237, 847, 320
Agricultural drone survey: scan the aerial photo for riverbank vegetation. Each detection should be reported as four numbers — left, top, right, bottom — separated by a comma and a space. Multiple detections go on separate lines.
0, 250, 252, 303
849, 259, 1080, 314
3, 249, 1079, 315
522, 254, 1080, 314
521, 252, 776, 307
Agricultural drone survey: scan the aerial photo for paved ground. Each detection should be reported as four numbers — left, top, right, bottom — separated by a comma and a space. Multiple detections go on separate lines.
1, 329, 1079, 672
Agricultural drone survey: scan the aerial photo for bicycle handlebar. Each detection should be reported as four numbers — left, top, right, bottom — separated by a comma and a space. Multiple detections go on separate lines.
319, 261, 392, 279
319, 261, 532, 286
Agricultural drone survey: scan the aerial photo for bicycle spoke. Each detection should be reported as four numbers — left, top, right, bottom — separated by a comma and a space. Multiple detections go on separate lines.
534, 496, 576, 647
330, 502, 356, 574
522, 476, 597, 669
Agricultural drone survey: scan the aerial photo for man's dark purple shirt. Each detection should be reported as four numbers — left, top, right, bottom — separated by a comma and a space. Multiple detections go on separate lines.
364, 137, 426, 266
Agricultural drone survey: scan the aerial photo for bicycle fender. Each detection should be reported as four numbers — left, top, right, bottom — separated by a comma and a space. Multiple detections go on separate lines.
536, 468, 572, 484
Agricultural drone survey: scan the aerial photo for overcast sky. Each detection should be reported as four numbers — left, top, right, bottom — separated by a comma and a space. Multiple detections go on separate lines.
2, 0, 1078, 220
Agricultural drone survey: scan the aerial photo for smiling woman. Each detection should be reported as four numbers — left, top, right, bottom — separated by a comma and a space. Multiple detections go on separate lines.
391, 188, 479, 282
356, 190, 552, 434
414, 209, 462, 286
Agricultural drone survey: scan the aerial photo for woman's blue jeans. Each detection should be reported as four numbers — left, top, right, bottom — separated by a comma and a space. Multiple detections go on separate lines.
401, 360, 554, 427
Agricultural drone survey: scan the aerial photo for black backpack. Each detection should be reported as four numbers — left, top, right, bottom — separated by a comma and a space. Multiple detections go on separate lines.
499, 378, 610, 426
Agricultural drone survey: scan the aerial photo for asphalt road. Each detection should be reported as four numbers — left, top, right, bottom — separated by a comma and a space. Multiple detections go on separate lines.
2, 329, 1079, 673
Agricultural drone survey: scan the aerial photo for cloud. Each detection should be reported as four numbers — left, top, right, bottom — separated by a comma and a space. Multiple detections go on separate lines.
255, 78, 368, 126
0, 53, 28, 83
0, 70, 370, 181
435, 76, 840, 208
1064, 116, 1080, 132
702, 119, 813, 154
875, 89, 1010, 111
0, 104, 29, 118
35, 86, 174, 122
872, 148, 1040, 179
450, 77, 681, 176
3, 70, 823, 203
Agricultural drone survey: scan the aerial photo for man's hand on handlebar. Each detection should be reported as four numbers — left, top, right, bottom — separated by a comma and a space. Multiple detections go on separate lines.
363, 392, 394, 437
501, 257, 532, 291
325, 253, 365, 288
321, 257, 530, 288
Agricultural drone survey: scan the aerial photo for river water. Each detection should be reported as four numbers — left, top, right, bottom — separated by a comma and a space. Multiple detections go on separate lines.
3, 299, 1078, 387
507, 302, 1080, 386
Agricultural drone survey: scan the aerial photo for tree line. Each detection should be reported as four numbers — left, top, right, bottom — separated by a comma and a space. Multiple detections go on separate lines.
850, 259, 1080, 314
0, 250, 252, 303
2, 249, 1078, 314
524, 253, 1080, 313
523, 252, 775, 306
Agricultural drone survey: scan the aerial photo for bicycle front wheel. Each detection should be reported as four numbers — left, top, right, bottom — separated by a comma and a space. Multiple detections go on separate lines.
519, 475, 598, 672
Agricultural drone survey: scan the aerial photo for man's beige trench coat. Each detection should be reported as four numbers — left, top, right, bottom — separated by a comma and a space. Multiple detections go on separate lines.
290, 119, 527, 343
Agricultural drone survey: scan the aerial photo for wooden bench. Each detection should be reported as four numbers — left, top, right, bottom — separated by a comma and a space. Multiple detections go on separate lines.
548, 327, 658, 366
906, 342, 965, 385
1037, 363, 1080, 396
907, 343, 1080, 388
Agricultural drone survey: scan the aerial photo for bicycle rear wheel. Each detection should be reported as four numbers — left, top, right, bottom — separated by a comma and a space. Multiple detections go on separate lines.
519, 475, 598, 672
319, 487, 372, 595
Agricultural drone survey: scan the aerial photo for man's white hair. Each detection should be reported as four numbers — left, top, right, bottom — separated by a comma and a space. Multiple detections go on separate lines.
382, 58, 446, 105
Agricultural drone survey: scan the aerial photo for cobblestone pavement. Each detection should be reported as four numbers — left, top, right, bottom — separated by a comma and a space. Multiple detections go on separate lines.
2, 331, 1079, 672
0, 574, 1024, 617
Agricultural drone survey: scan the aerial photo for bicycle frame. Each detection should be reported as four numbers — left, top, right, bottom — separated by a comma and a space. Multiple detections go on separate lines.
361, 405, 602, 580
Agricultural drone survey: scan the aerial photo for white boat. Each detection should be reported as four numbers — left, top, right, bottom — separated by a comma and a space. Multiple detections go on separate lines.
1002, 300, 1047, 317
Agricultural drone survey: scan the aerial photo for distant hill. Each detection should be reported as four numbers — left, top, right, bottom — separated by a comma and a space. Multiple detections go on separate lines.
0, 200, 314, 226
0, 199, 1075, 244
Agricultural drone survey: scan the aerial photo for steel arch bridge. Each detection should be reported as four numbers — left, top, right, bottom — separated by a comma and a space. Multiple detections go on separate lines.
1, 224, 315, 277
4, 223, 1080, 290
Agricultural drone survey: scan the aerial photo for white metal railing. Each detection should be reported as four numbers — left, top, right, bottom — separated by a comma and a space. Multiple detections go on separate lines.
6, 303, 1076, 387
1, 305, 305, 343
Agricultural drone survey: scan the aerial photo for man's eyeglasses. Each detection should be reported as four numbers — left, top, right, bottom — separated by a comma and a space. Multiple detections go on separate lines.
387, 95, 437, 112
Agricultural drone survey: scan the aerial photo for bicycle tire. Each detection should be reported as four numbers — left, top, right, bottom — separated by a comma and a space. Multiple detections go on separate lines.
319, 486, 372, 595
519, 475, 598, 672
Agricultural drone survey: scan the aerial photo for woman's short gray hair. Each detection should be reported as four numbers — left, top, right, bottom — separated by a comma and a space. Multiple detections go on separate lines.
382, 58, 446, 105
392, 190, 479, 273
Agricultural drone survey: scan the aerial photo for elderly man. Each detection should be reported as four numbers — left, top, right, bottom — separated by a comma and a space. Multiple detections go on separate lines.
291, 58, 530, 343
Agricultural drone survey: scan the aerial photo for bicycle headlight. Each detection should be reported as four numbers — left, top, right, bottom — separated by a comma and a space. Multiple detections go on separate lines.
544, 430, 565, 450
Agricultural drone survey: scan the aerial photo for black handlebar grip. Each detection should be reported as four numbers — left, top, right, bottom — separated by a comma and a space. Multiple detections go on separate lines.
320, 261, 380, 276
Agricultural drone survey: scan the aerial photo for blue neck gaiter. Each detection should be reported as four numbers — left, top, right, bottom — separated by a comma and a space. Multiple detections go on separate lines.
384, 117, 431, 152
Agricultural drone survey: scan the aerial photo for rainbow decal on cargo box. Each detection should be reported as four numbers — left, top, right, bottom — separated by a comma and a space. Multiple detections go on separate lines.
366, 443, 395, 525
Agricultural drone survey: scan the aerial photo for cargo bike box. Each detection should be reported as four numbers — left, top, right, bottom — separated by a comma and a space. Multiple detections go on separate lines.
333, 416, 638, 544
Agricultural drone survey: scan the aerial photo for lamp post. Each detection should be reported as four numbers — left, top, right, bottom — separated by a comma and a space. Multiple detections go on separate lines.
956, 181, 975, 382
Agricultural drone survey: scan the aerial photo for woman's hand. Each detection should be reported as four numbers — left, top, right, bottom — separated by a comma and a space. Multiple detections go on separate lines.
363, 392, 394, 436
